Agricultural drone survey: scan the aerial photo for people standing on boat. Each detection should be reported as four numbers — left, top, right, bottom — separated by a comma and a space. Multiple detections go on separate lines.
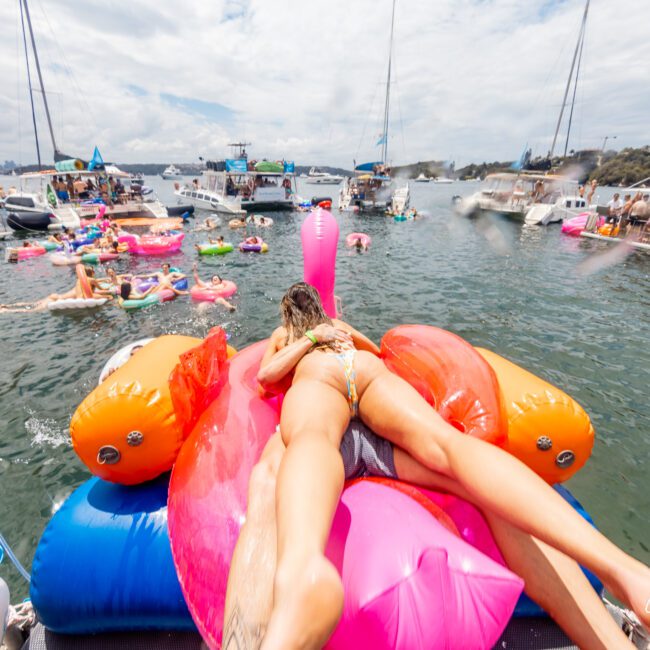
532, 179, 544, 201
606, 193, 623, 224
627, 194, 648, 231
586, 179, 598, 205
192, 178, 200, 190
578, 185, 585, 198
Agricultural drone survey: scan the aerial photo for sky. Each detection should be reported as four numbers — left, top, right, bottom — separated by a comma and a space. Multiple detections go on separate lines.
0, 0, 648, 168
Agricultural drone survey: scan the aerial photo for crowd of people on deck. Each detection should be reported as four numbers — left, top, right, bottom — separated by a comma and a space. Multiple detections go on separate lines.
606, 191, 649, 238
52, 175, 132, 206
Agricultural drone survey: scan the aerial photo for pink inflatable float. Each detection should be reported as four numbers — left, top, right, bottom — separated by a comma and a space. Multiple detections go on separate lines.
345, 232, 371, 248
301, 208, 339, 318
132, 233, 184, 255
168, 334, 523, 650
167, 207, 523, 648
190, 281, 237, 302
561, 212, 603, 237
12, 245, 47, 260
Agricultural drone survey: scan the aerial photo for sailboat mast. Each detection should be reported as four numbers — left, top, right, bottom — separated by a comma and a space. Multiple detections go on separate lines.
381, 0, 397, 164
21, 0, 59, 157
19, 0, 41, 168
549, 0, 590, 159
563, 25, 585, 157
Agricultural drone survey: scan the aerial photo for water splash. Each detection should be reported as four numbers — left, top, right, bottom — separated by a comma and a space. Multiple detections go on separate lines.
24, 412, 70, 449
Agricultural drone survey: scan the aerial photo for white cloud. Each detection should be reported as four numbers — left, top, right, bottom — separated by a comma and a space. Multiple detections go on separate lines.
0, 0, 647, 168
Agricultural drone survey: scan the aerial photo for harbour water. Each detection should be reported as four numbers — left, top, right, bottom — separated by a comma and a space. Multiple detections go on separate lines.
0, 176, 648, 600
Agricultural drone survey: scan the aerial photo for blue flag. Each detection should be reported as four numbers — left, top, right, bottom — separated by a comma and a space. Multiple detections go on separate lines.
88, 146, 104, 171
376, 134, 387, 146
511, 143, 529, 171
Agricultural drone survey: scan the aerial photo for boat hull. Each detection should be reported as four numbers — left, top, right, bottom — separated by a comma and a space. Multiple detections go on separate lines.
6, 210, 54, 231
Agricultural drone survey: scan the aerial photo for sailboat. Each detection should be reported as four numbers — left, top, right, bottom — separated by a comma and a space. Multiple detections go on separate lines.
338, 0, 410, 215
6, 0, 167, 231
458, 0, 591, 225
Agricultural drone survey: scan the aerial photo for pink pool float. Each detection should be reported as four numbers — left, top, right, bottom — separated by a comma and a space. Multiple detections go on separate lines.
126, 232, 185, 255
561, 212, 603, 237
345, 232, 371, 248
190, 281, 237, 302
10, 245, 47, 260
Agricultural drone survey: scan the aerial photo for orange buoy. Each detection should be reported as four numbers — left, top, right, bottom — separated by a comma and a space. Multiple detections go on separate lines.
477, 348, 594, 483
71, 335, 202, 485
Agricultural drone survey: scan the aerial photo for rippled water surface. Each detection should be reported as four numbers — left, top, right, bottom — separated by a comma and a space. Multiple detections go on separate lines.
0, 176, 648, 599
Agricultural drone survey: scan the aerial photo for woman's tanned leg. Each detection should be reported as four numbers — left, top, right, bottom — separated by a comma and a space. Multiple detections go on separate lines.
223, 433, 284, 650
357, 355, 650, 627
261, 380, 350, 650
394, 449, 632, 649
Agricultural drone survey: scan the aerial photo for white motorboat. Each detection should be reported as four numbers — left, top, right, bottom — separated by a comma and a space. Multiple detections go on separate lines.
433, 177, 454, 184
413, 173, 430, 183
161, 165, 183, 180
457, 172, 589, 225
304, 167, 343, 185
181, 144, 297, 214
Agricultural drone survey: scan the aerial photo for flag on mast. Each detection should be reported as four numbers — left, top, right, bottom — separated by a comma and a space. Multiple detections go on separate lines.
88, 146, 105, 171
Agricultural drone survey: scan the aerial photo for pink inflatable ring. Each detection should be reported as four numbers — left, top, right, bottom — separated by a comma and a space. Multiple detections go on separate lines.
346, 232, 371, 248
190, 281, 237, 302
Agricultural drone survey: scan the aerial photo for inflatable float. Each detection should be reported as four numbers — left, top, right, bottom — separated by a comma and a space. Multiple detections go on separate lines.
8, 245, 48, 260
561, 212, 604, 237
196, 242, 234, 255
239, 239, 268, 253
29, 208, 600, 648
80, 252, 120, 264
246, 214, 273, 227
190, 281, 237, 302
345, 232, 371, 248
123, 232, 185, 255
50, 253, 82, 266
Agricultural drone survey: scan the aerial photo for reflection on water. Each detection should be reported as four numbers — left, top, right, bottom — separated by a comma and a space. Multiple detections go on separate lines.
0, 176, 648, 598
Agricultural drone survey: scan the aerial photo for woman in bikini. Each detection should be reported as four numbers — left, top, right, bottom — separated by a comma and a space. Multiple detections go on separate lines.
257, 282, 650, 650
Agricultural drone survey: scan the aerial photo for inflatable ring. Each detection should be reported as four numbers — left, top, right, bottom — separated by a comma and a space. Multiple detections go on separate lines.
12, 246, 47, 260
76, 264, 93, 298
197, 243, 234, 255
98, 338, 156, 385
47, 297, 107, 311
190, 281, 237, 302
346, 232, 371, 248
238, 241, 268, 253
51, 253, 82, 266
81, 252, 120, 264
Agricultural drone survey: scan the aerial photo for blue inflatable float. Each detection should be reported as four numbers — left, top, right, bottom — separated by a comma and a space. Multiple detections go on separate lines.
30, 474, 195, 634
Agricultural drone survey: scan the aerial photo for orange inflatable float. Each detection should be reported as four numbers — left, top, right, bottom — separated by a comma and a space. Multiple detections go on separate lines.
477, 348, 594, 483
71, 331, 236, 485
71, 335, 202, 484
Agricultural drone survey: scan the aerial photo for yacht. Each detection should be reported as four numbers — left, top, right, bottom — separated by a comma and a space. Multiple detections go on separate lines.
457, 172, 589, 225
413, 173, 430, 183
305, 168, 343, 185
338, 0, 410, 215
175, 144, 297, 214
5, 166, 168, 231
161, 165, 183, 180
433, 176, 454, 184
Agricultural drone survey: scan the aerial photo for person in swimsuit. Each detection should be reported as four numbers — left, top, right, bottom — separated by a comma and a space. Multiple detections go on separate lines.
223, 422, 634, 649
255, 282, 650, 650
157, 263, 188, 295
191, 263, 235, 311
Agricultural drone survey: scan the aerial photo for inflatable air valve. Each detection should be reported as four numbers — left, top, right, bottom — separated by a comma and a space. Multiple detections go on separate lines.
476, 348, 594, 483
301, 208, 339, 318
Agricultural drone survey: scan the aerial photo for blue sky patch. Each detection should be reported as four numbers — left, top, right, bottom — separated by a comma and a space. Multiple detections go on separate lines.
160, 93, 235, 123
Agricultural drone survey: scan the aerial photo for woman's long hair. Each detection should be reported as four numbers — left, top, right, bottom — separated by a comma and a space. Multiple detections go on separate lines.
280, 282, 332, 342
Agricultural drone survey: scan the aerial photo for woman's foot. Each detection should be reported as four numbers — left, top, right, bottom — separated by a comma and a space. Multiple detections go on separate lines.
261, 555, 343, 650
